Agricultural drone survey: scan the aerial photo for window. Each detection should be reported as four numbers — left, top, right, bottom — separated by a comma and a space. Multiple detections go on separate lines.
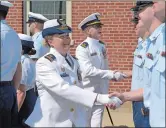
30, 1, 66, 20
23, 1, 71, 34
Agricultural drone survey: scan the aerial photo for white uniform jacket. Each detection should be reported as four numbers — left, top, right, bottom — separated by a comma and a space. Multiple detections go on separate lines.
76, 37, 113, 94
25, 47, 97, 127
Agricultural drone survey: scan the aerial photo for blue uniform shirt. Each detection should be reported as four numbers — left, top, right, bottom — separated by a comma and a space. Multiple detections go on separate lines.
149, 23, 165, 127
21, 54, 36, 91
131, 37, 149, 91
1, 20, 22, 81
30, 32, 49, 59
143, 23, 165, 108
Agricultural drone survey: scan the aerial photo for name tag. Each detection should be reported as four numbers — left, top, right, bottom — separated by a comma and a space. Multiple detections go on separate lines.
60, 73, 69, 77
90, 52, 97, 56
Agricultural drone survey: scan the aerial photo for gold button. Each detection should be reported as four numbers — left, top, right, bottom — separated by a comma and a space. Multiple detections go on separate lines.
70, 108, 74, 112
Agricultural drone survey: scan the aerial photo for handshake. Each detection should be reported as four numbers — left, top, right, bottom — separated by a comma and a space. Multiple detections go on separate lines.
112, 70, 132, 81
95, 71, 132, 108
96, 94, 124, 109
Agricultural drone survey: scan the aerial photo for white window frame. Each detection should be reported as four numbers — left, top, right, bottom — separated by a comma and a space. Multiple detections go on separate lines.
24, 1, 72, 37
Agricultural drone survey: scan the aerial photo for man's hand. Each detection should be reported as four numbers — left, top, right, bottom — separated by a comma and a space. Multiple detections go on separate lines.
112, 70, 132, 81
17, 84, 26, 111
106, 92, 125, 110
95, 94, 122, 107
122, 70, 132, 78
113, 71, 125, 81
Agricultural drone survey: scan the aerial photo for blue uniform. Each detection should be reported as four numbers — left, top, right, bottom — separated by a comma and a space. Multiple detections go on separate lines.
20, 54, 36, 91
0, 20, 22, 128
1, 20, 22, 81
143, 23, 165, 109
18, 54, 37, 125
149, 24, 165, 127
131, 37, 150, 127
30, 32, 49, 59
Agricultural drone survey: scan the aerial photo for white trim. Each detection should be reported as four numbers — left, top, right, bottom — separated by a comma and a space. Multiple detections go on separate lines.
66, 1, 72, 27
25, 1, 72, 36
66, 1, 72, 39
26, 1, 30, 35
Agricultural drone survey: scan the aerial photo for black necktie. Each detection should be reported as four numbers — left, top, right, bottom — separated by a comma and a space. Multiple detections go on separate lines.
65, 56, 72, 68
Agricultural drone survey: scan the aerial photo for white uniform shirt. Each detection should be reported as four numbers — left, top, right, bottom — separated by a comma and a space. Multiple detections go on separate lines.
25, 47, 97, 127
1, 20, 22, 81
76, 37, 113, 93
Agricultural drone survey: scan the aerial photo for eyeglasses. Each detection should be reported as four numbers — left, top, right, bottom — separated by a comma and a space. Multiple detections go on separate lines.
54, 33, 70, 39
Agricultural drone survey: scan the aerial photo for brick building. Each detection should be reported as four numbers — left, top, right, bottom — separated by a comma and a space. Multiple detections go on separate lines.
7, 0, 137, 93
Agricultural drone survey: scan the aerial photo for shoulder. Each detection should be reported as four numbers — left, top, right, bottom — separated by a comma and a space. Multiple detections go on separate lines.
76, 42, 89, 52
99, 40, 105, 45
21, 57, 33, 69
2, 29, 21, 47
35, 33, 44, 42
43, 54, 56, 63
1, 22, 11, 32
36, 54, 57, 71
80, 42, 89, 48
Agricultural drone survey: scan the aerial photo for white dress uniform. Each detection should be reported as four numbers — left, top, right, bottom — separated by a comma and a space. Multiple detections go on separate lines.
25, 19, 123, 127
143, 23, 165, 109
25, 47, 98, 127
149, 24, 165, 127
25, 19, 99, 127
76, 13, 126, 127
27, 12, 50, 59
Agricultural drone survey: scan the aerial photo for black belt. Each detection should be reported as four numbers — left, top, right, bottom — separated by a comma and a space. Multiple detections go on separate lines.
0, 81, 12, 86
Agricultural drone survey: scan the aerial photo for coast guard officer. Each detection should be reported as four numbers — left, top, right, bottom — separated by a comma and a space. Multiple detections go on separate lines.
76, 13, 130, 127
150, 25, 165, 127
102, 1, 165, 127
17, 34, 37, 126
135, 1, 165, 127
0, 1, 22, 127
130, 6, 150, 127
26, 12, 49, 60
25, 19, 122, 127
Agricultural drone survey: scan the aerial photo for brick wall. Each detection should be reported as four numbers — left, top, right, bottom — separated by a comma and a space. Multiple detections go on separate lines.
4, 0, 138, 93
71, 1, 138, 93
6, 0, 23, 33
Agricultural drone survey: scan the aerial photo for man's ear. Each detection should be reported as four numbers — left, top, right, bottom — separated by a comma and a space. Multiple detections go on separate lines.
86, 27, 92, 35
152, 4, 156, 13
34, 22, 38, 29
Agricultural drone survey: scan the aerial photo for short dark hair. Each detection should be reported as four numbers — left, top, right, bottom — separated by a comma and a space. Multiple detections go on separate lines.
22, 46, 31, 54
0, 10, 8, 19
22, 46, 36, 55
